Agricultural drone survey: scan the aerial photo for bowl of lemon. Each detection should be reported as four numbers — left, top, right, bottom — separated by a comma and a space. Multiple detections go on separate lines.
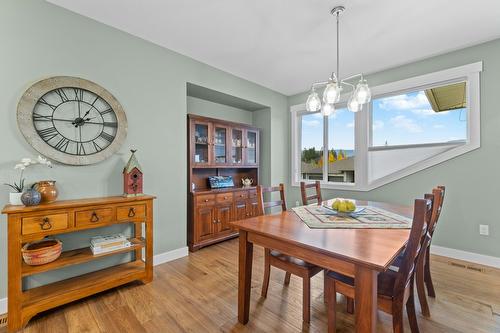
325, 198, 364, 217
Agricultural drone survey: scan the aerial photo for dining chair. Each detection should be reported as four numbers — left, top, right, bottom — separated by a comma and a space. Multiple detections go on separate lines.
257, 184, 323, 323
415, 186, 446, 316
300, 181, 323, 205
325, 196, 434, 333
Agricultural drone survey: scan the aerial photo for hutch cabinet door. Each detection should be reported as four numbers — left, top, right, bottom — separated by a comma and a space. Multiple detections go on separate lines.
212, 123, 230, 165
234, 200, 247, 220
191, 119, 212, 166
244, 129, 259, 166
216, 204, 233, 233
230, 127, 244, 166
195, 206, 215, 241
246, 199, 259, 217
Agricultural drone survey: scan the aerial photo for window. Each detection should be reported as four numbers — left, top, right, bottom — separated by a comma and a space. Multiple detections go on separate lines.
371, 82, 467, 148
300, 112, 323, 180
328, 108, 355, 183
291, 62, 482, 191
297, 107, 356, 184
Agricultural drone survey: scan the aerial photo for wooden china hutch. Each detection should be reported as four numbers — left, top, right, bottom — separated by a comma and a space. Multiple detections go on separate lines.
187, 114, 260, 251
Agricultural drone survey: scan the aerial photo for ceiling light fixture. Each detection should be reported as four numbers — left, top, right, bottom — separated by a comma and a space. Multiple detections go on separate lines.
305, 6, 371, 115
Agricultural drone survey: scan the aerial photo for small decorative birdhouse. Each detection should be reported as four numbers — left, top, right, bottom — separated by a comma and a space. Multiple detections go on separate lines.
123, 149, 144, 197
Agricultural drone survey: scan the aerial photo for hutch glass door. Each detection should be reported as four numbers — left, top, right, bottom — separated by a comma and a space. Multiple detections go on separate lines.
213, 124, 228, 164
231, 128, 244, 165
245, 129, 258, 165
193, 121, 210, 165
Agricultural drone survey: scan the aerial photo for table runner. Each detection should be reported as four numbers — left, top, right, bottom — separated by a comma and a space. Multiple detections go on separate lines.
292, 204, 412, 229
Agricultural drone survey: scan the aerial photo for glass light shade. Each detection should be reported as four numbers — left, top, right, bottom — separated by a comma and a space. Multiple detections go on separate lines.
323, 80, 342, 104
321, 103, 334, 117
347, 93, 362, 112
306, 91, 321, 112
354, 79, 371, 104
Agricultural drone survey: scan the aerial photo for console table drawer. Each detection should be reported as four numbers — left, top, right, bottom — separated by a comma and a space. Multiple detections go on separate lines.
117, 204, 146, 221
22, 213, 69, 235
75, 208, 113, 227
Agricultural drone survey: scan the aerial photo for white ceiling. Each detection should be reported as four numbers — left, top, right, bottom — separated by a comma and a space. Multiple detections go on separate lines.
47, 0, 500, 96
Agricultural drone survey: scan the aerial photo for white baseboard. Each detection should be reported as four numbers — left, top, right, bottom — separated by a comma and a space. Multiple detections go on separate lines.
0, 246, 189, 315
431, 245, 500, 269
0, 297, 6, 315
153, 246, 189, 266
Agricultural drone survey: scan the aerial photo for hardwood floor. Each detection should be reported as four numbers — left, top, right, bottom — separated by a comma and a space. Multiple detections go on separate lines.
2, 239, 499, 333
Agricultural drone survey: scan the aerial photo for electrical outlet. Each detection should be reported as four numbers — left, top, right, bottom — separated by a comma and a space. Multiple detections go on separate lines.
295, 201, 300, 207
479, 224, 489, 236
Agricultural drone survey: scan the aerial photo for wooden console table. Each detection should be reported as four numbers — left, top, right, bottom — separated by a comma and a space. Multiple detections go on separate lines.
1, 195, 155, 332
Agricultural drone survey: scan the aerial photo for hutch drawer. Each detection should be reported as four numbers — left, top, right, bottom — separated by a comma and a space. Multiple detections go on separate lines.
75, 207, 114, 227
216, 193, 233, 204
21, 213, 69, 235
234, 191, 248, 200
116, 204, 146, 221
196, 194, 216, 206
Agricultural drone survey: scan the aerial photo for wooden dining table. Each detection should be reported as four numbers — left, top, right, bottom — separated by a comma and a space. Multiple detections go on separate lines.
231, 199, 413, 333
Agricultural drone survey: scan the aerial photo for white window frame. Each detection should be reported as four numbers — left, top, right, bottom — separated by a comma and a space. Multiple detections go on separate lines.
291, 62, 482, 191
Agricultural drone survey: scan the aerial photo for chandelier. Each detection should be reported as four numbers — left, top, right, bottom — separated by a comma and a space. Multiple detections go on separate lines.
305, 6, 371, 115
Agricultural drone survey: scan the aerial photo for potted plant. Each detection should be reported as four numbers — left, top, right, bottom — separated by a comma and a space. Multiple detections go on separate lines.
4, 156, 53, 205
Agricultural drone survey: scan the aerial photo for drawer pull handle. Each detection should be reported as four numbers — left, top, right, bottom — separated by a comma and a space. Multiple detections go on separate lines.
205, 199, 209, 202
224, 196, 227, 200
90, 212, 100, 223
39, 218, 52, 230
128, 207, 136, 217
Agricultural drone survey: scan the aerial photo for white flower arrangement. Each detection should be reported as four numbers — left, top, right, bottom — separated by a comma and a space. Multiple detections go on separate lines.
5, 156, 53, 192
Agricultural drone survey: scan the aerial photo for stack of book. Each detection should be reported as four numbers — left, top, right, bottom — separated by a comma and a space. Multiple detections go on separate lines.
90, 234, 131, 255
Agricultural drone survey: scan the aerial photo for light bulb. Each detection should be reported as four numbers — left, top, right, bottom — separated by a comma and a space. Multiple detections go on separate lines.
323, 80, 342, 104
354, 79, 371, 104
347, 93, 362, 112
306, 90, 321, 112
321, 103, 334, 117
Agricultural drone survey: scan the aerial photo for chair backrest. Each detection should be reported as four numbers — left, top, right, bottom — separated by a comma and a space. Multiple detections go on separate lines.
428, 186, 445, 237
300, 181, 323, 205
256, 184, 287, 216
393, 196, 433, 297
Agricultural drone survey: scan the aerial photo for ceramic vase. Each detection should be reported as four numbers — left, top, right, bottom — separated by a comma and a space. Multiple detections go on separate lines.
36, 180, 58, 203
21, 189, 42, 206
9, 192, 23, 205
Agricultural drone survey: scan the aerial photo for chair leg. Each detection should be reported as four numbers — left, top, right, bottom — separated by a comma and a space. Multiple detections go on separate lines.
302, 276, 311, 323
326, 276, 337, 333
424, 249, 436, 298
324, 270, 328, 303
392, 302, 404, 333
416, 249, 430, 317
406, 279, 420, 333
346, 297, 354, 314
284, 272, 292, 286
261, 249, 271, 298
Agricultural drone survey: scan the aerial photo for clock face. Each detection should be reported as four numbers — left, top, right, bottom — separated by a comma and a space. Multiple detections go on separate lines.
33, 88, 118, 156
17, 77, 127, 165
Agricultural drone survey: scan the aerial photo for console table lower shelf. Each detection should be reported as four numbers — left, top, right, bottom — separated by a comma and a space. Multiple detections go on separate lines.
1, 195, 156, 332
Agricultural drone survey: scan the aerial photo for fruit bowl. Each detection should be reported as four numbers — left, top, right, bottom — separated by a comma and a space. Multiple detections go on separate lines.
323, 198, 364, 217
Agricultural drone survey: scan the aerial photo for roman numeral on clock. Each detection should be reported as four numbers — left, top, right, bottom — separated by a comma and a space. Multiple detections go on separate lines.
73, 88, 85, 101
54, 88, 69, 102
76, 143, 86, 155
99, 108, 113, 115
38, 127, 58, 141
33, 113, 52, 122
99, 131, 114, 143
54, 137, 70, 152
92, 141, 103, 152
103, 122, 117, 128
38, 97, 57, 110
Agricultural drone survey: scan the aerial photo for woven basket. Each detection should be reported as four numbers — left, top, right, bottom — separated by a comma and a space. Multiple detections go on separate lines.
22, 239, 62, 266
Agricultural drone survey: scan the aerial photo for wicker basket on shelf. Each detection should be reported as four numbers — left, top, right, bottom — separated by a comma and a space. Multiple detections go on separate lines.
22, 239, 62, 265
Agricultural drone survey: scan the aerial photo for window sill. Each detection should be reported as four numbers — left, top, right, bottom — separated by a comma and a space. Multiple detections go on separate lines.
291, 180, 369, 192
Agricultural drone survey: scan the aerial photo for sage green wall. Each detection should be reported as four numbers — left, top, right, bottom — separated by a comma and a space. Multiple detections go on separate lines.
288, 39, 500, 259
0, 0, 288, 299
187, 96, 253, 125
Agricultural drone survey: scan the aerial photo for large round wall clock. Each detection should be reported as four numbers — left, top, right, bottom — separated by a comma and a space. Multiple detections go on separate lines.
17, 76, 127, 165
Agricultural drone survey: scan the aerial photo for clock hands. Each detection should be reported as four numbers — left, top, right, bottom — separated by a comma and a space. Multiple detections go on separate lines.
34, 114, 107, 127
